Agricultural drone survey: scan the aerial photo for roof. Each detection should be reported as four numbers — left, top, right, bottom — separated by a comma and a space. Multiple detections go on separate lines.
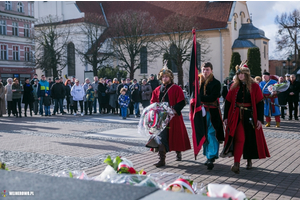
75, 1, 234, 30
232, 39, 257, 49
237, 22, 269, 40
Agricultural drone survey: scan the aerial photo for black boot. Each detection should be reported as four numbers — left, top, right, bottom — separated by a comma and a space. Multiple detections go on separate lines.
24, 112, 27, 117
207, 159, 215, 170
19, 113, 22, 118
176, 151, 182, 161
30, 111, 32, 117
231, 162, 240, 174
154, 144, 166, 167
246, 159, 252, 170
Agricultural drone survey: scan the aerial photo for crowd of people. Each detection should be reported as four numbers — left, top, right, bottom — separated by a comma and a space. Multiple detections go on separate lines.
0, 74, 160, 118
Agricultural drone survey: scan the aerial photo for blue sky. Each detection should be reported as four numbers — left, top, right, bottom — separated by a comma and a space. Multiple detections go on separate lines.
247, 1, 300, 59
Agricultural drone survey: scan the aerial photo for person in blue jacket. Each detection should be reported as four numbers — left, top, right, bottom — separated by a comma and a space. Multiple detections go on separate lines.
37, 74, 50, 116
259, 71, 281, 128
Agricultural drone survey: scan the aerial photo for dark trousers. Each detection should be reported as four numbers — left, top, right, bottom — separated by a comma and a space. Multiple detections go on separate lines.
129, 101, 134, 115
142, 100, 150, 108
24, 102, 33, 115
280, 106, 286, 118
54, 99, 63, 114
115, 101, 119, 114
87, 101, 93, 114
288, 101, 298, 119
84, 101, 88, 114
7, 101, 14, 116
93, 97, 98, 113
13, 98, 21, 115
74, 100, 83, 113
33, 100, 38, 115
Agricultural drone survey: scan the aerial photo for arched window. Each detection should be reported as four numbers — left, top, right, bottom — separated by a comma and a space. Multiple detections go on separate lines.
140, 46, 147, 74
170, 44, 178, 73
17, 2, 23, 13
67, 42, 76, 76
240, 12, 245, 24
5, 1, 12, 10
196, 42, 201, 69
233, 13, 238, 31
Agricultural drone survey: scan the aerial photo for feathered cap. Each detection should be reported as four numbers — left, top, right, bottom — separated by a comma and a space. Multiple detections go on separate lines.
236, 60, 250, 75
158, 61, 174, 81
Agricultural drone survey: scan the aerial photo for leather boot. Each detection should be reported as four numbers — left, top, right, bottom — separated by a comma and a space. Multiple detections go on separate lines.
275, 122, 280, 128
30, 111, 32, 117
246, 159, 252, 170
19, 113, 22, 118
265, 122, 270, 127
24, 112, 27, 117
231, 162, 240, 174
176, 151, 182, 161
154, 144, 166, 167
207, 159, 215, 170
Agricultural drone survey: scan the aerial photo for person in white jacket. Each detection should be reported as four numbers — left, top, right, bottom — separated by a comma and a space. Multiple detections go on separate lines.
71, 79, 85, 116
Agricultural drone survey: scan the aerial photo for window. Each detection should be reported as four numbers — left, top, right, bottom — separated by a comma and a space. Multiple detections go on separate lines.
31, 3, 34, 16
24, 24, 30, 37
17, 2, 23, 13
170, 44, 178, 73
0, 20, 6, 35
196, 43, 201, 69
13, 46, 19, 61
67, 42, 75, 76
140, 46, 147, 74
264, 45, 266, 59
28, 3, 30, 16
5, 1, 12, 10
25, 47, 30, 61
233, 13, 238, 31
240, 12, 245, 24
45, 69, 52, 78
0, 45, 7, 60
12, 22, 18, 36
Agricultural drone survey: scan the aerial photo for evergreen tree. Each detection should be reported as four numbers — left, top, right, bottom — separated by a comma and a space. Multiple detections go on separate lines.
229, 52, 241, 72
98, 65, 127, 80
247, 47, 262, 76
228, 69, 236, 80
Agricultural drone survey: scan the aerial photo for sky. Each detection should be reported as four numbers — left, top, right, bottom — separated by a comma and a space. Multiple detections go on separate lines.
247, 1, 300, 60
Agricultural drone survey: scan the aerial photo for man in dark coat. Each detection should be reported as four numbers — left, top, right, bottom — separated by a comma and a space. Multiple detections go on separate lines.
51, 77, 66, 115
148, 74, 159, 91
199, 62, 224, 170
287, 74, 300, 120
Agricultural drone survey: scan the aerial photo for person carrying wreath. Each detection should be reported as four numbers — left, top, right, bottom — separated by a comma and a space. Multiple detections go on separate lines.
221, 62, 270, 174
149, 63, 191, 167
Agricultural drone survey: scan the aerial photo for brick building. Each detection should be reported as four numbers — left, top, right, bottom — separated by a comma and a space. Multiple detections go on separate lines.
0, 1, 35, 85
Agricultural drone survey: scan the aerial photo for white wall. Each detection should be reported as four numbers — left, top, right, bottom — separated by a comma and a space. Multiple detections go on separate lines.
34, 1, 84, 21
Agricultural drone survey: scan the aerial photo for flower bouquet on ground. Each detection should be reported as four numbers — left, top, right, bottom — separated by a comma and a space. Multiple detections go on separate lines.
165, 178, 196, 194
0, 162, 9, 171
93, 156, 158, 188
268, 81, 290, 95
198, 183, 246, 200
138, 102, 175, 148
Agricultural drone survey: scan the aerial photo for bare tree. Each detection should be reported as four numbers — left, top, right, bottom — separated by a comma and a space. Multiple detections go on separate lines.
34, 15, 71, 78
76, 13, 112, 76
108, 10, 159, 79
158, 14, 210, 87
275, 9, 300, 61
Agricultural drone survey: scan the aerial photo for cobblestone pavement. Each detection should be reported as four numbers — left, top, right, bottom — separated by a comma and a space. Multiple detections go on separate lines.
0, 106, 300, 200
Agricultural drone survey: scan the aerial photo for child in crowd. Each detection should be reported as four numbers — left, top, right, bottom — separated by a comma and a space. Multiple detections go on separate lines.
86, 84, 95, 115
43, 91, 51, 116
118, 88, 130, 119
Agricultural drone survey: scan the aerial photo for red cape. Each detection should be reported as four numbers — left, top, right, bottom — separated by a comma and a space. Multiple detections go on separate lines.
225, 83, 270, 159
151, 85, 191, 152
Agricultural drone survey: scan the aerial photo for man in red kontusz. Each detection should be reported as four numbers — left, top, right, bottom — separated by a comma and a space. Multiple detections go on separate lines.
149, 63, 191, 167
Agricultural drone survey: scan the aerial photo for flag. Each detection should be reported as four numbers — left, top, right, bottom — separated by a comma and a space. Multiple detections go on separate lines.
189, 29, 206, 160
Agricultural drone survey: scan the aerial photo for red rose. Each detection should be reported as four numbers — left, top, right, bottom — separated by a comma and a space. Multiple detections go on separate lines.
141, 171, 147, 175
128, 167, 136, 174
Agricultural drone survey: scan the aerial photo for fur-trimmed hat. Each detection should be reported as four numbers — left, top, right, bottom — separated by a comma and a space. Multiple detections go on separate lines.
158, 61, 174, 82
236, 60, 250, 75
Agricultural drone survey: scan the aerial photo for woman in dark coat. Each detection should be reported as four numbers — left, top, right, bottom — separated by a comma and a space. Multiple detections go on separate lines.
12, 78, 23, 118
22, 78, 34, 117
65, 79, 74, 114
98, 78, 108, 114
